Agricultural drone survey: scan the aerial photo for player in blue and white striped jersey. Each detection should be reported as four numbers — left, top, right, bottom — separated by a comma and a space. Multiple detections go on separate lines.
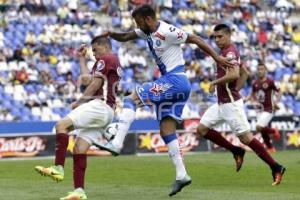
94, 4, 234, 196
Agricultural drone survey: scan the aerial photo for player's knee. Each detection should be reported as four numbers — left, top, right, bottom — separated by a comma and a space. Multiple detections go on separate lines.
73, 142, 85, 154
55, 120, 69, 133
160, 117, 176, 136
197, 124, 209, 137
238, 132, 253, 145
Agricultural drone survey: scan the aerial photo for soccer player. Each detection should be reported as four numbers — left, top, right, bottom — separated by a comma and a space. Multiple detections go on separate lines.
94, 4, 234, 196
34, 36, 121, 200
246, 63, 281, 153
196, 24, 285, 186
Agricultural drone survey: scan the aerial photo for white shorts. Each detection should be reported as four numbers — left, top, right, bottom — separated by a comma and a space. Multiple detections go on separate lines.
68, 99, 114, 144
200, 99, 250, 135
256, 111, 273, 127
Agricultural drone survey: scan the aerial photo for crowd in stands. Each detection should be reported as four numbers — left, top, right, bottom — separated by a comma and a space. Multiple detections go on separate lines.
0, 0, 299, 121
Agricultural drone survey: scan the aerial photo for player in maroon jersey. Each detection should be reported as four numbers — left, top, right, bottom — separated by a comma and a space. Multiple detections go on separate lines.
34, 36, 121, 199
247, 63, 281, 153
196, 24, 285, 186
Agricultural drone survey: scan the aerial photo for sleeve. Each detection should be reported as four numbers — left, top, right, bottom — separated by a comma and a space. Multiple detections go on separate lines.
225, 51, 240, 65
271, 80, 280, 92
252, 81, 257, 92
134, 29, 147, 39
93, 59, 107, 78
164, 25, 188, 44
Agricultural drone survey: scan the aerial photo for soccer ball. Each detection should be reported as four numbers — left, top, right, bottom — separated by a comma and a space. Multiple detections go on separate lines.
103, 123, 118, 141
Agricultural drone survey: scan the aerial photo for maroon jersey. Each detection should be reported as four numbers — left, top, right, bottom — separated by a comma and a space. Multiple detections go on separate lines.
252, 77, 279, 112
91, 53, 121, 109
216, 44, 242, 104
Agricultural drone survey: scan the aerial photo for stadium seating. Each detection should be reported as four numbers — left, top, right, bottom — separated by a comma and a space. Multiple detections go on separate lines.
0, 0, 299, 121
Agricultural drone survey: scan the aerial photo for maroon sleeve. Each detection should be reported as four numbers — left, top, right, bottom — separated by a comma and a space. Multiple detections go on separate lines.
252, 81, 257, 93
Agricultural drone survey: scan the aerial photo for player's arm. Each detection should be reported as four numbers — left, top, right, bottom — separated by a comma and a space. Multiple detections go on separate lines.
272, 81, 281, 109
72, 77, 103, 109
102, 31, 139, 42
186, 34, 235, 68
236, 63, 250, 90
77, 44, 90, 75
211, 65, 240, 86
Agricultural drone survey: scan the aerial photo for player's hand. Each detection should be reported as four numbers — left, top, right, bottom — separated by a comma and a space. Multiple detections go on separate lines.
70, 101, 80, 110
217, 56, 235, 68
209, 82, 216, 93
76, 44, 87, 58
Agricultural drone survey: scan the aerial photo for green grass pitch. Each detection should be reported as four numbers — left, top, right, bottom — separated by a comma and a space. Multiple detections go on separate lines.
0, 151, 299, 200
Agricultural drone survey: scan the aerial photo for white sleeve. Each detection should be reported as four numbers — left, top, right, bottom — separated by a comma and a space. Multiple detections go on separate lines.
134, 29, 147, 39
164, 25, 188, 44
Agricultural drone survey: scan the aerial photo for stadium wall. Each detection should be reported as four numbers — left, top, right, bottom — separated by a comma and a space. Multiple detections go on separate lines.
0, 117, 299, 159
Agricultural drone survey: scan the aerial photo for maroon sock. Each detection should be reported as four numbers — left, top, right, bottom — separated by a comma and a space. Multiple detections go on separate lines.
204, 129, 236, 152
73, 154, 87, 189
248, 138, 276, 167
55, 133, 69, 166
261, 130, 273, 148
261, 127, 275, 135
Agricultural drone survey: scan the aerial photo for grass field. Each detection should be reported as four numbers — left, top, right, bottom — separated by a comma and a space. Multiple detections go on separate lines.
0, 150, 299, 200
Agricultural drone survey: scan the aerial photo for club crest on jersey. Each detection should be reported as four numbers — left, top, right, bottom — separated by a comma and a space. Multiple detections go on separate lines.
149, 83, 172, 96
96, 60, 105, 71
263, 82, 269, 89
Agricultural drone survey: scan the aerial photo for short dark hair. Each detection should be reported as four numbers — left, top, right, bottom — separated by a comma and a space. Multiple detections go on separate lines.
214, 24, 231, 34
258, 62, 266, 68
131, 4, 156, 19
91, 35, 111, 48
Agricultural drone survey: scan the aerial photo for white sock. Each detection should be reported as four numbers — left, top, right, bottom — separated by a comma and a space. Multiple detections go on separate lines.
112, 108, 135, 149
167, 139, 187, 180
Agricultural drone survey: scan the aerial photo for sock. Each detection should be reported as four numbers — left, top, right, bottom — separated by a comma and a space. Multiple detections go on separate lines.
73, 154, 87, 189
204, 129, 237, 153
112, 98, 136, 149
55, 133, 69, 166
261, 129, 273, 148
248, 138, 276, 168
261, 127, 275, 135
162, 133, 187, 180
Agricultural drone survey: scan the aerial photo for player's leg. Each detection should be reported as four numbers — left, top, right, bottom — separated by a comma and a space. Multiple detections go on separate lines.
160, 116, 191, 196
226, 100, 285, 185
98, 92, 140, 155
111, 92, 140, 149
35, 117, 74, 182
197, 104, 245, 172
60, 137, 90, 200
238, 132, 285, 185
257, 125, 275, 153
257, 112, 278, 153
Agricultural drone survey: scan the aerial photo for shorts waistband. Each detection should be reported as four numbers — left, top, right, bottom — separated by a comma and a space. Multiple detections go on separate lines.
166, 65, 185, 75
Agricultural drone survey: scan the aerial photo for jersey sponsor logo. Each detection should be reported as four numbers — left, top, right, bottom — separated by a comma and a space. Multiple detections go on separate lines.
96, 60, 105, 72
149, 83, 172, 96
177, 31, 184, 39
